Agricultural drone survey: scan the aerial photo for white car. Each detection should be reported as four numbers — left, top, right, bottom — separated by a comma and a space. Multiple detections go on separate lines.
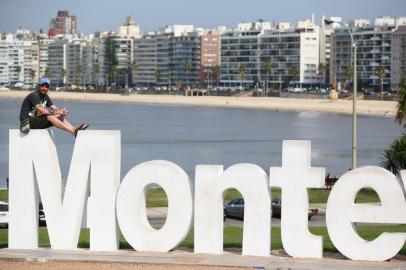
0, 201, 8, 228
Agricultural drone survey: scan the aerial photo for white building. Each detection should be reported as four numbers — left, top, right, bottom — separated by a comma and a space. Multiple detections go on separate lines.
117, 16, 141, 39
48, 39, 67, 86
220, 19, 322, 89
391, 25, 406, 89
0, 35, 24, 85
329, 16, 406, 91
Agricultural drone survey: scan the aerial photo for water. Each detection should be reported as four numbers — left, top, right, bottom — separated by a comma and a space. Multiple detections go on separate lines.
0, 98, 403, 187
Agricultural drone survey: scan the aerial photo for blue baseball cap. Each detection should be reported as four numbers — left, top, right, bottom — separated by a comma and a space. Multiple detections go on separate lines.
38, 77, 51, 86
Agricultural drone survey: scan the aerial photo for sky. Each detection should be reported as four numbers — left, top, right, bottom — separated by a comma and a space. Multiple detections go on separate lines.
0, 0, 406, 34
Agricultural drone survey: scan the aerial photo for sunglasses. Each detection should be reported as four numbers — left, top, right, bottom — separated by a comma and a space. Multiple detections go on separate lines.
40, 84, 50, 88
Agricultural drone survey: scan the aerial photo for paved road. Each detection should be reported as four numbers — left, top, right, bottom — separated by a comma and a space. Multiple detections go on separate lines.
147, 206, 327, 228
148, 214, 326, 228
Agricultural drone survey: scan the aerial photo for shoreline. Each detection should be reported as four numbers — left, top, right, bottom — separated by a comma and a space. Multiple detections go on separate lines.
0, 90, 398, 117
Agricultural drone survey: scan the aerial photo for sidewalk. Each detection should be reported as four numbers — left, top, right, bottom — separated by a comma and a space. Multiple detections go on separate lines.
0, 248, 405, 270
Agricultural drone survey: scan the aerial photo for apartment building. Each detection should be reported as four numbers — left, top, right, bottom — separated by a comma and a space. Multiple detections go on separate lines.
0, 35, 24, 85
391, 25, 406, 89
38, 37, 54, 78
47, 39, 67, 86
22, 39, 39, 86
133, 33, 156, 87
133, 25, 200, 88
200, 33, 220, 86
220, 20, 321, 89
329, 16, 406, 91
220, 22, 271, 88
49, 10, 77, 37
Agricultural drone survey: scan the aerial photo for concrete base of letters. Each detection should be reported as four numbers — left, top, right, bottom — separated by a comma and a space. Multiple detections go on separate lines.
0, 248, 405, 270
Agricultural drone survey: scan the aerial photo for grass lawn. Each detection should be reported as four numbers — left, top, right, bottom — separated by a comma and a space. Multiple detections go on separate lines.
0, 187, 380, 207
0, 190, 7, 202
0, 225, 405, 256
145, 187, 379, 207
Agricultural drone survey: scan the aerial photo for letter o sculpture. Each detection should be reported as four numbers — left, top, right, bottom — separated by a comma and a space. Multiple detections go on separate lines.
116, 160, 193, 252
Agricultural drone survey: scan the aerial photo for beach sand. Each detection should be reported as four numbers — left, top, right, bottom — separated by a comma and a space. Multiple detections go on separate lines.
0, 90, 397, 117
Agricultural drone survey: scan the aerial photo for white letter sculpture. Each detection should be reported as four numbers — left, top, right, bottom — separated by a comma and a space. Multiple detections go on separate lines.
326, 166, 406, 261
9, 129, 121, 250
194, 164, 270, 256
116, 160, 193, 252
269, 140, 325, 258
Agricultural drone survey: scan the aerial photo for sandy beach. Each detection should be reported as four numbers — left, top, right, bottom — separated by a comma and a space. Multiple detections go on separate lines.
0, 90, 398, 117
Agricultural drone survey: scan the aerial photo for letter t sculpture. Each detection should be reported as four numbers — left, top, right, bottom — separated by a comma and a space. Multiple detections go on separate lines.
269, 140, 325, 258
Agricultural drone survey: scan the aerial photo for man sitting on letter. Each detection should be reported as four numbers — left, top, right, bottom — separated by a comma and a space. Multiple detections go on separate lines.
19, 77, 89, 136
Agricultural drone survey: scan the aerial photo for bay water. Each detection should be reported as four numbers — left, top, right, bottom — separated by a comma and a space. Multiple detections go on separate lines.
0, 98, 403, 188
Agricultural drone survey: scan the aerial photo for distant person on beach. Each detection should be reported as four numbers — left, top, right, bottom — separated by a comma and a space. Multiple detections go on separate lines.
19, 77, 89, 136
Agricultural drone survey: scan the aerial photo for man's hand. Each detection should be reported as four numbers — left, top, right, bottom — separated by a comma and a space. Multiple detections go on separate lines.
61, 107, 68, 116
54, 107, 68, 116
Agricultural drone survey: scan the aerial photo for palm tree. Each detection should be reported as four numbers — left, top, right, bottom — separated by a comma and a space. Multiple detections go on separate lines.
183, 61, 192, 95
119, 68, 129, 89
214, 65, 221, 86
380, 134, 406, 176
44, 68, 51, 78
376, 66, 386, 100
110, 65, 118, 89
93, 63, 100, 89
128, 61, 138, 87
345, 66, 354, 91
263, 59, 272, 96
155, 70, 161, 85
289, 65, 299, 88
59, 68, 66, 90
318, 63, 326, 87
75, 64, 83, 87
395, 75, 406, 126
183, 61, 191, 84
15, 66, 22, 84
239, 64, 246, 91
29, 69, 36, 88
381, 74, 406, 175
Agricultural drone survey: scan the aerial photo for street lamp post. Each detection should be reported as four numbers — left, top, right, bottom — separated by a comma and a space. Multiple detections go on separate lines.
325, 18, 357, 169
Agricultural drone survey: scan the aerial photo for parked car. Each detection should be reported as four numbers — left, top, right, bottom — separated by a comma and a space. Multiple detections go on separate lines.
224, 197, 245, 219
224, 197, 317, 220
271, 197, 317, 220
0, 201, 8, 228
39, 203, 46, 226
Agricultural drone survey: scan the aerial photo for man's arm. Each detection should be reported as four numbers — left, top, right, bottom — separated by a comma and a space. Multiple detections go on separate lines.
35, 104, 53, 116
50, 105, 68, 116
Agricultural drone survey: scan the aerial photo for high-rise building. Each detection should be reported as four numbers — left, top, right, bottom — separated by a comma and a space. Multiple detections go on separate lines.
0, 34, 24, 85
49, 10, 77, 37
329, 16, 406, 91
220, 22, 269, 89
220, 20, 321, 89
133, 25, 201, 89
133, 33, 156, 87
391, 25, 406, 89
38, 36, 53, 78
48, 39, 67, 85
200, 32, 220, 86
117, 16, 141, 39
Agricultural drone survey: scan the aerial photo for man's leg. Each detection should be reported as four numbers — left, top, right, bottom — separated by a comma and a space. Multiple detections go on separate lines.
46, 115, 77, 135
55, 114, 77, 132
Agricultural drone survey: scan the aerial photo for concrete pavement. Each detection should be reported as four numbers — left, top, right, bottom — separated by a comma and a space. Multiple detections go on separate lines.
0, 248, 405, 270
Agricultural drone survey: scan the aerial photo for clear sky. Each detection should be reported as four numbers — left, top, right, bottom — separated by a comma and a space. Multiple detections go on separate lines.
1, 0, 405, 34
